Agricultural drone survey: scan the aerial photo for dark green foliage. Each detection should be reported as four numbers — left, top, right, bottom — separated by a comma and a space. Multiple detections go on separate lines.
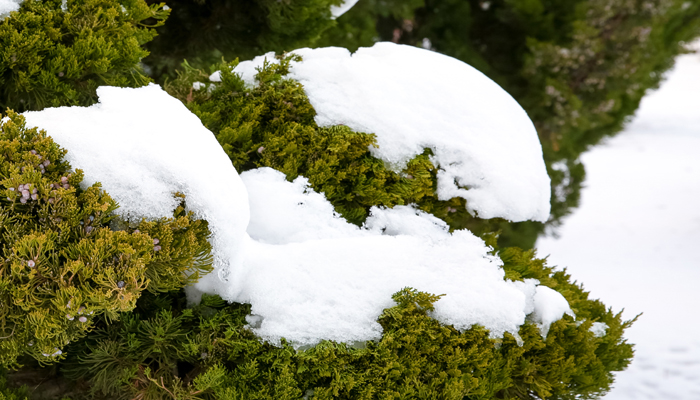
319, 0, 700, 247
165, 57, 537, 246
0, 0, 168, 112
45, 247, 632, 400
0, 112, 213, 369
0, 372, 28, 400
142, 0, 344, 80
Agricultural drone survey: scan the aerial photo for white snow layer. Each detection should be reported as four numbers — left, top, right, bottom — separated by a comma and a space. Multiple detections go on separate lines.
21, 83, 568, 346
226, 43, 551, 223
330, 0, 359, 18
23, 84, 251, 276
0, 0, 22, 20
236, 168, 564, 345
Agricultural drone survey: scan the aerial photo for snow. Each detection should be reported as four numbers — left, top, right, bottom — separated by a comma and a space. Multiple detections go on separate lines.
218, 42, 551, 223
232, 167, 561, 346
22, 84, 251, 280
21, 61, 567, 346
330, 0, 359, 18
537, 46, 700, 400
532, 285, 574, 337
0, 0, 21, 20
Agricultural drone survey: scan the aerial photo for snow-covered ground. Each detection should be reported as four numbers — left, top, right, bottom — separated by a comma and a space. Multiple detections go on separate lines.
537, 47, 700, 399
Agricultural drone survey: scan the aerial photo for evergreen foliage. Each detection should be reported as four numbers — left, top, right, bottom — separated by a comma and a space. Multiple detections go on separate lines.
319, 0, 700, 247
32, 246, 632, 400
165, 57, 537, 247
142, 0, 343, 79
0, 0, 168, 112
0, 112, 213, 369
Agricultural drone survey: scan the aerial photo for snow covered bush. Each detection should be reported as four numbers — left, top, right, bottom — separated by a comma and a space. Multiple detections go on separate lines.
320, 0, 700, 247
0, 0, 168, 112
0, 0, 645, 395
166, 46, 551, 240
0, 112, 212, 368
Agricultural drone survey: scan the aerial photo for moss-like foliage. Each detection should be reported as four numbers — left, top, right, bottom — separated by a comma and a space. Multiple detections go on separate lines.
318, 0, 700, 246
142, 0, 345, 80
0, 112, 213, 369
0, 0, 168, 112
165, 57, 536, 247
39, 245, 632, 400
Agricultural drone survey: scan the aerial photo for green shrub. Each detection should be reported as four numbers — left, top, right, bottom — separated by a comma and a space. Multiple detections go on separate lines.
54, 246, 633, 400
0, 112, 212, 369
0, 0, 168, 112
319, 0, 700, 247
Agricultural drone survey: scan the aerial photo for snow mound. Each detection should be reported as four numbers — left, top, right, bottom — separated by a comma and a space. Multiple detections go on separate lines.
226, 43, 551, 222
229, 168, 564, 346
23, 84, 251, 276
532, 285, 574, 337
241, 167, 365, 244
0, 0, 22, 20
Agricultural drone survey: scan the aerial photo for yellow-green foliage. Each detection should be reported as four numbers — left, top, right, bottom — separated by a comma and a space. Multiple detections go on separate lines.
0, 112, 212, 369
0, 0, 169, 112
166, 58, 532, 246
60, 247, 633, 400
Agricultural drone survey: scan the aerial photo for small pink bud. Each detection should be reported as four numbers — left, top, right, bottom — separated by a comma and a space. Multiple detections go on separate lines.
154, 245, 161, 252
48, 198, 54, 204
20, 198, 27, 204
153, 238, 159, 245
8, 187, 14, 191
30, 150, 36, 155
63, 184, 70, 189
66, 314, 74, 320
31, 194, 38, 200
257, 146, 265, 153
85, 226, 93, 234
133, 229, 140, 234
79, 316, 87, 323
61, 177, 68, 183
27, 260, 35, 268
43, 160, 50, 166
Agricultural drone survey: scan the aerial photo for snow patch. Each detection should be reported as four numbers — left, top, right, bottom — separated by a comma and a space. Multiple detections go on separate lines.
232, 168, 560, 346
330, 0, 359, 19
532, 285, 574, 337
590, 322, 608, 338
0, 0, 22, 20
23, 84, 251, 280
